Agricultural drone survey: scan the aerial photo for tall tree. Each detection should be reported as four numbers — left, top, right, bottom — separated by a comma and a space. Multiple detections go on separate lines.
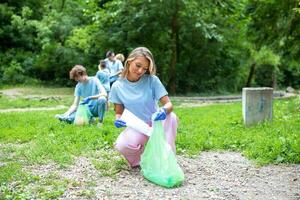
246, 0, 300, 88
87, 0, 248, 93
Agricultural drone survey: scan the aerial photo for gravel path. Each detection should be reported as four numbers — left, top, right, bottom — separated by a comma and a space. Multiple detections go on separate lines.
0, 105, 67, 113
25, 151, 300, 200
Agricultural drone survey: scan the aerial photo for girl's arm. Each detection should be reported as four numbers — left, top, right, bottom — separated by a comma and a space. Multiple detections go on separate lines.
159, 95, 173, 114
114, 103, 124, 119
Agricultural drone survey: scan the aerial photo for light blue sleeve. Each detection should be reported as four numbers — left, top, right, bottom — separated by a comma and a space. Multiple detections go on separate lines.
93, 77, 103, 94
74, 83, 81, 97
117, 60, 124, 70
152, 75, 168, 101
109, 82, 122, 104
96, 71, 106, 84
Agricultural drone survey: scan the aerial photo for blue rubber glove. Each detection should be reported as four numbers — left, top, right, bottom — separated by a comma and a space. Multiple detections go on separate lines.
154, 107, 167, 121
114, 119, 126, 128
80, 97, 91, 105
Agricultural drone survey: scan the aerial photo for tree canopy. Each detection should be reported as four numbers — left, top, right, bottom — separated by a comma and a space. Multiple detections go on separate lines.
0, 0, 299, 93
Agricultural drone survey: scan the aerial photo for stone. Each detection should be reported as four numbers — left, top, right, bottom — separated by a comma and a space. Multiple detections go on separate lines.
286, 86, 295, 93
242, 87, 273, 126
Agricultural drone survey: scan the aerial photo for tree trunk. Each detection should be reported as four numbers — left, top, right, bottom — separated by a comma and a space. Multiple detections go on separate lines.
245, 62, 256, 87
272, 70, 277, 90
168, 0, 179, 94
60, 0, 66, 12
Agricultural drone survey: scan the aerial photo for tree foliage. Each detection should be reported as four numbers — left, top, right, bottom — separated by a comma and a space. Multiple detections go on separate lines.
246, 0, 300, 88
0, 0, 299, 92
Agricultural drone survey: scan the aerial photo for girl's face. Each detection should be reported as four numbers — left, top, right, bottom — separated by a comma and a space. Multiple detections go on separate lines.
127, 56, 149, 82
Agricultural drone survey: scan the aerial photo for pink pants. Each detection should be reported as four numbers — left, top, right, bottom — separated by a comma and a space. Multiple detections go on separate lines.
114, 112, 179, 167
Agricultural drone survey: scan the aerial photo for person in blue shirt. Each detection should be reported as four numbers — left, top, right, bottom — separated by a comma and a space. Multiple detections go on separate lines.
109, 47, 179, 167
96, 60, 110, 111
105, 51, 124, 86
56, 65, 107, 125
96, 60, 110, 95
115, 53, 125, 64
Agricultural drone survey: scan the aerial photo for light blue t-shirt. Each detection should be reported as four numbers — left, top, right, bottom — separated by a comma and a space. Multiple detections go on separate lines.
74, 77, 102, 98
109, 75, 168, 123
96, 68, 110, 92
105, 58, 124, 82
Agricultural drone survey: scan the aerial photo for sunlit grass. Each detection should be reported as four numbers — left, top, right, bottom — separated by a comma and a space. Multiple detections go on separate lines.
175, 97, 300, 164
0, 97, 299, 166
0, 85, 74, 96
0, 95, 299, 198
0, 86, 74, 109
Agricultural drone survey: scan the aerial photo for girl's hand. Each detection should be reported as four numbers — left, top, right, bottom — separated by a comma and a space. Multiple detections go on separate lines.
153, 107, 167, 121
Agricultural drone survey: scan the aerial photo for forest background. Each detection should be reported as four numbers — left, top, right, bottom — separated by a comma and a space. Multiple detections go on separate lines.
1, 0, 299, 94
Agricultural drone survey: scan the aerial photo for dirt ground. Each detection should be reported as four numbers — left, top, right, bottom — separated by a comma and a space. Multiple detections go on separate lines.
25, 151, 300, 200
0, 88, 23, 98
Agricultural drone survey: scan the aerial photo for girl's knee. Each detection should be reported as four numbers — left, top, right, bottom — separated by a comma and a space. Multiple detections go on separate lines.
114, 141, 126, 154
114, 141, 143, 157
167, 112, 179, 125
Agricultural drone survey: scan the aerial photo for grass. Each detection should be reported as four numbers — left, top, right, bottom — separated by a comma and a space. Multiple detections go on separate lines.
90, 149, 128, 177
0, 95, 74, 109
0, 97, 299, 166
0, 85, 74, 95
0, 164, 68, 199
0, 109, 120, 164
0, 88, 299, 198
175, 97, 300, 164
0, 86, 74, 109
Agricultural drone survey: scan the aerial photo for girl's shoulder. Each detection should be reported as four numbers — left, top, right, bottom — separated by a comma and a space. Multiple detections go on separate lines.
144, 74, 158, 81
112, 77, 125, 87
145, 74, 160, 84
110, 78, 126, 93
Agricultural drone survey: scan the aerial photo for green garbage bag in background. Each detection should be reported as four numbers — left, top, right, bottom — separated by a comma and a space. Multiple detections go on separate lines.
74, 104, 92, 125
140, 120, 184, 188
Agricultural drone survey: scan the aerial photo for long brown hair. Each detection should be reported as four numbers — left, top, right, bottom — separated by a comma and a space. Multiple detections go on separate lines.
121, 47, 156, 78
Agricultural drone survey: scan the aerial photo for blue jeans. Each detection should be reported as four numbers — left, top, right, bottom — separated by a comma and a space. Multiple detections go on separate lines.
60, 97, 107, 123
89, 97, 107, 123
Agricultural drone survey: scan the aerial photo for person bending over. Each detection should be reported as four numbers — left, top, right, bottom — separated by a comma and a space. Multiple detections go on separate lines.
109, 47, 178, 167
56, 65, 107, 126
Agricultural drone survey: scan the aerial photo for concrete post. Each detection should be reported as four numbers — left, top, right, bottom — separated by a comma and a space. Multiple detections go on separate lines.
242, 87, 273, 126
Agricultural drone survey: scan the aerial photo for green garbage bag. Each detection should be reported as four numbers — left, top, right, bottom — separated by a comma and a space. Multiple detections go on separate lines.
74, 104, 92, 125
140, 120, 184, 188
